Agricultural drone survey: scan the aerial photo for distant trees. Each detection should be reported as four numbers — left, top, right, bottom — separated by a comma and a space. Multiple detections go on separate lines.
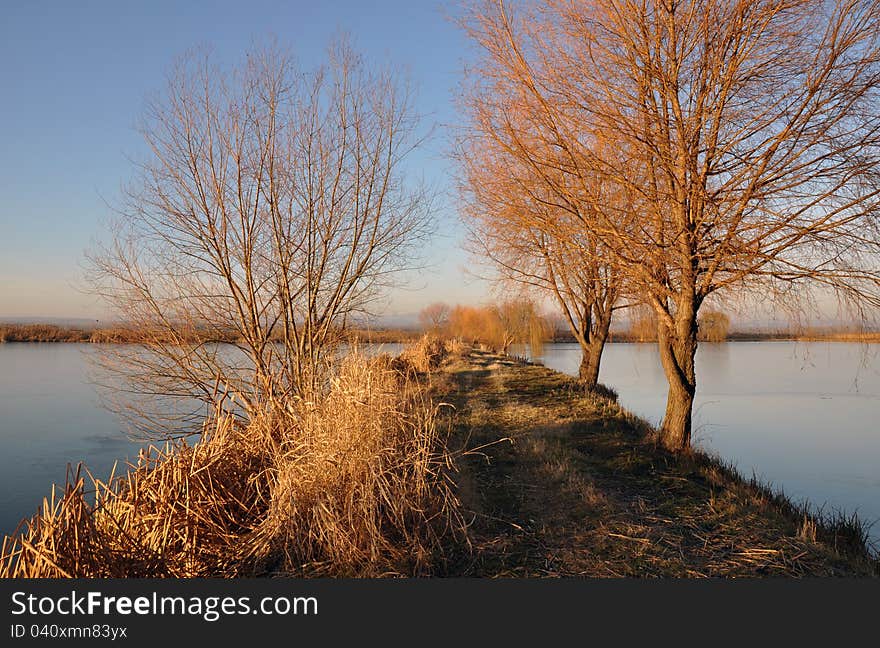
490, 299, 551, 356
445, 299, 549, 356
698, 311, 731, 343
446, 305, 486, 343
462, 0, 880, 450
635, 306, 729, 342
88, 40, 432, 430
628, 307, 658, 343
418, 302, 451, 332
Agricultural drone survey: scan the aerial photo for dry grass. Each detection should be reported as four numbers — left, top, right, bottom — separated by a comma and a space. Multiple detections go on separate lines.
344, 328, 423, 344
0, 323, 231, 344
0, 350, 465, 578
796, 331, 880, 342
397, 334, 451, 373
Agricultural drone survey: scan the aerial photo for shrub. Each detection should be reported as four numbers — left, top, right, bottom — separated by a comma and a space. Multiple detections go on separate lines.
698, 310, 731, 342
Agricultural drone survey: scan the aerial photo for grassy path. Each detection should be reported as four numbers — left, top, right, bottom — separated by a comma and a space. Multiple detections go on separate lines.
435, 349, 875, 577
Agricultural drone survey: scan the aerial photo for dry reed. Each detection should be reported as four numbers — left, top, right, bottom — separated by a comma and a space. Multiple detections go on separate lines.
0, 350, 465, 578
396, 334, 451, 373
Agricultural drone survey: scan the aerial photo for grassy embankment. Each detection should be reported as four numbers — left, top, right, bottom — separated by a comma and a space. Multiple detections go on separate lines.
436, 348, 876, 576
1, 338, 875, 577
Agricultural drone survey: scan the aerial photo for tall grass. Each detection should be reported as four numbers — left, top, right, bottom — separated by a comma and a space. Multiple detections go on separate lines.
0, 349, 465, 577
396, 334, 451, 373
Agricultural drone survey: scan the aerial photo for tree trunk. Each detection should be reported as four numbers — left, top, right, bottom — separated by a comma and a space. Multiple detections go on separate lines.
658, 358, 694, 450
578, 344, 601, 389
657, 304, 698, 451
578, 327, 609, 391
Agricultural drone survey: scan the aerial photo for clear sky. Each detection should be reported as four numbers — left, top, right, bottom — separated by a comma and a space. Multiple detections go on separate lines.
0, 0, 490, 323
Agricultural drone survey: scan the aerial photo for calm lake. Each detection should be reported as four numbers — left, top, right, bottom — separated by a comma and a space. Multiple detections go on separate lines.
0, 341, 878, 544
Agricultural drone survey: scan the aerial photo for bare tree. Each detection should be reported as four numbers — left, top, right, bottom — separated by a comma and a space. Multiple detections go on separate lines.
628, 305, 658, 343
490, 298, 550, 355
418, 302, 451, 332
88, 40, 433, 433
463, 0, 880, 450
447, 304, 486, 343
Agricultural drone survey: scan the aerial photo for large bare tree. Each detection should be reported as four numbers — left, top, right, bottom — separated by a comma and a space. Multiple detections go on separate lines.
88, 41, 432, 432
463, 0, 880, 450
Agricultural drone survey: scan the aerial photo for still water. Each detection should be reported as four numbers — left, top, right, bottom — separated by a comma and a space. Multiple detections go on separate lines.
0, 341, 878, 543
0, 344, 145, 535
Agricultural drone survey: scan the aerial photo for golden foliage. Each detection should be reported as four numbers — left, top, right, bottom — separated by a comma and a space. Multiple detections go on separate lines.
446, 300, 550, 356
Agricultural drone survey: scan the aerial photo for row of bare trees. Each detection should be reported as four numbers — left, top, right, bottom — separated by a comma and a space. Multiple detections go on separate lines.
421, 300, 550, 355
458, 0, 880, 450
628, 307, 729, 343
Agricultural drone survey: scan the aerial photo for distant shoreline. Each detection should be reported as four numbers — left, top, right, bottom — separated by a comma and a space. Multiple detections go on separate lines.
0, 323, 424, 345
1, 322, 878, 345
552, 330, 880, 343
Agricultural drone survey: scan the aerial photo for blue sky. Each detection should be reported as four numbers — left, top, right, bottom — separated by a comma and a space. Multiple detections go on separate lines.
0, 0, 489, 323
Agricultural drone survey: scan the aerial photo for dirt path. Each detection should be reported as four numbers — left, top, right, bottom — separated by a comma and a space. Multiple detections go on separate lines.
436, 349, 875, 577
